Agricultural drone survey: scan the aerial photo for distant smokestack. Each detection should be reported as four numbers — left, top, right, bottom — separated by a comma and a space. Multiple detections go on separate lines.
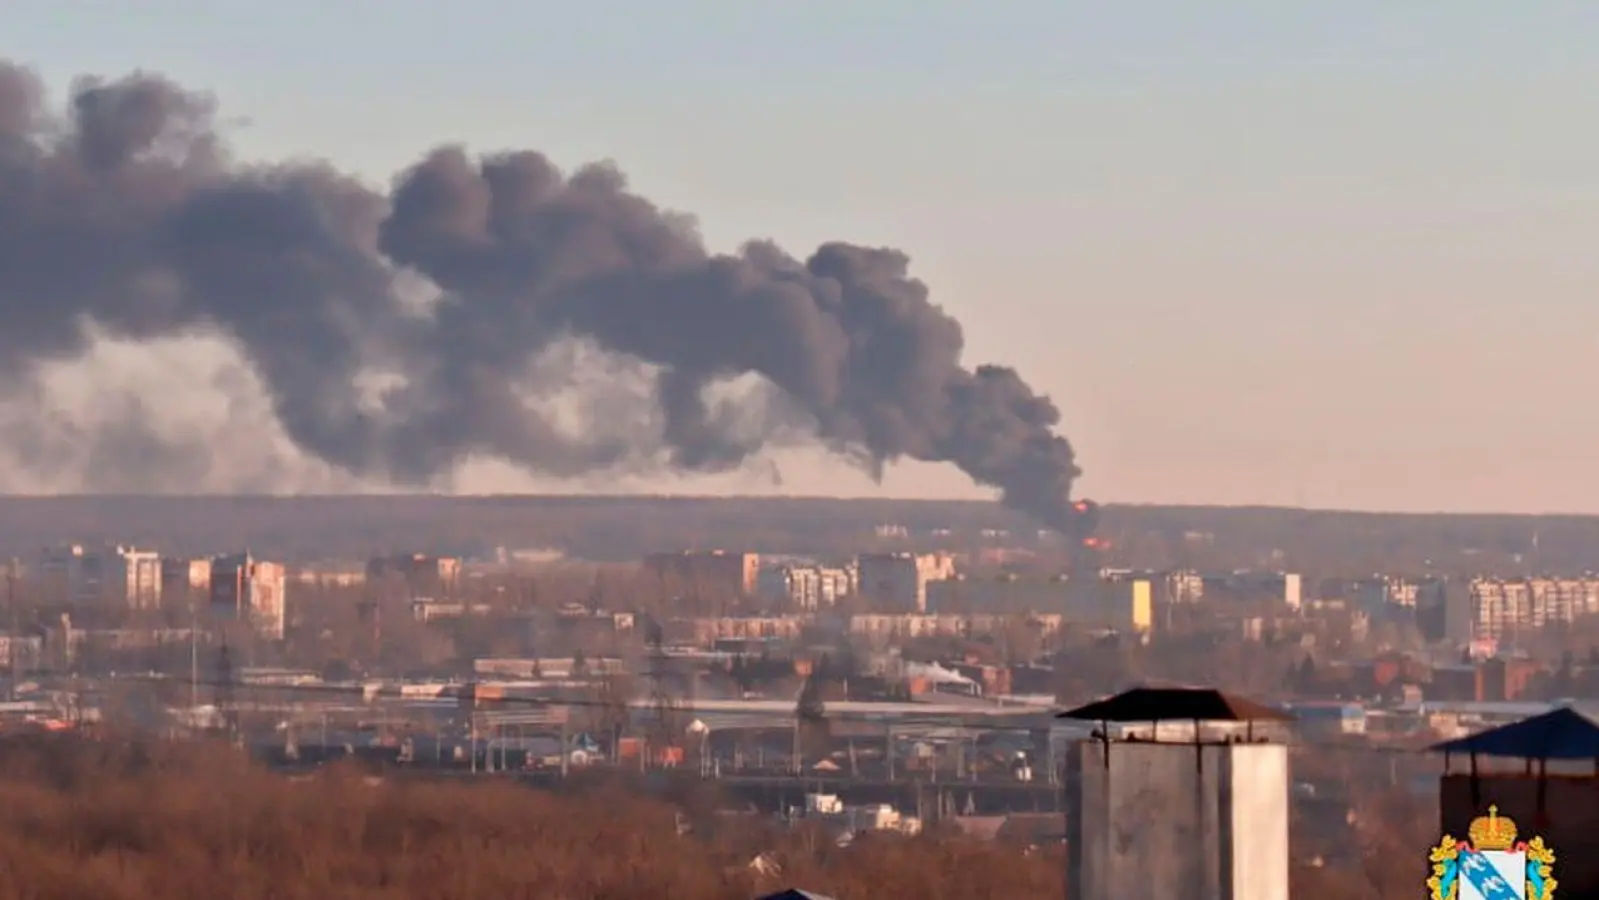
0, 61, 1094, 538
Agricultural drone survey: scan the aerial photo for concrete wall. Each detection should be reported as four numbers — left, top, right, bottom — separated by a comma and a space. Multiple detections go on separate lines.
1440, 773, 1599, 899
1231, 744, 1289, 900
1067, 740, 1288, 900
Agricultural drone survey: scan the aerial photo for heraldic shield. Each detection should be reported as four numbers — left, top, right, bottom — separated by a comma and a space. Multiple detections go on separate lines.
1428, 805, 1557, 900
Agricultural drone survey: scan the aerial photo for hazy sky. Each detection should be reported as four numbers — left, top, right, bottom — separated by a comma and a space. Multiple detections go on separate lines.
5, 1, 1599, 513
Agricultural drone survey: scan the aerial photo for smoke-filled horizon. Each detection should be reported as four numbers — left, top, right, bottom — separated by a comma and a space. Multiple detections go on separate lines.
0, 62, 1094, 536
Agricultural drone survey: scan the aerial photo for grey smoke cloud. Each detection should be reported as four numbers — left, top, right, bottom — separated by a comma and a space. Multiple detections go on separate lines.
0, 62, 1094, 535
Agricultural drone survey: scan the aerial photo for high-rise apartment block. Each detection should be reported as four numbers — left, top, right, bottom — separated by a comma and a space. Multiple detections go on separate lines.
35, 544, 162, 608
366, 553, 462, 596
160, 557, 213, 602
855, 552, 957, 613
757, 562, 854, 610
643, 550, 761, 597
210, 553, 287, 640
1467, 576, 1599, 639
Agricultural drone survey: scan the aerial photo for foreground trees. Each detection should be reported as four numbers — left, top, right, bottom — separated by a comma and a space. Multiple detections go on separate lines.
0, 735, 1059, 900
0, 733, 1431, 900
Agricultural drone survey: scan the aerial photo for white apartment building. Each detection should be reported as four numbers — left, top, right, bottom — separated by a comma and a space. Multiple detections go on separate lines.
1468, 576, 1599, 638
1188, 570, 1301, 610
1166, 570, 1205, 604
36, 544, 162, 608
758, 562, 854, 610
210, 553, 287, 640
160, 557, 213, 598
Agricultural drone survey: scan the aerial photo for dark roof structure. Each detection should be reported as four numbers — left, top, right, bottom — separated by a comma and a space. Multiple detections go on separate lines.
1430, 706, 1599, 760
755, 891, 838, 900
1057, 686, 1294, 723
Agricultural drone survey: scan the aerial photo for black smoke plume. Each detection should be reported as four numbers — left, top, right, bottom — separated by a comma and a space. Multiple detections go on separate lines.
0, 62, 1093, 536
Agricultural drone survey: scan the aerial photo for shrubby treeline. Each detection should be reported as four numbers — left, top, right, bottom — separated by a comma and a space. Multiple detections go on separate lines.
0, 734, 1060, 900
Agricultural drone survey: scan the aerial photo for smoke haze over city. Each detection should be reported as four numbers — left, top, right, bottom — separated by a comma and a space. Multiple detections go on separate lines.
0, 62, 1090, 533
4, 2, 1599, 513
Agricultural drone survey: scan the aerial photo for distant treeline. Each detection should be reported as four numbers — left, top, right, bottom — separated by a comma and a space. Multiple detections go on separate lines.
0, 494, 1588, 575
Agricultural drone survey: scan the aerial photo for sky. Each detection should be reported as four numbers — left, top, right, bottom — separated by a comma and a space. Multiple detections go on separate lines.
3, 1, 1598, 513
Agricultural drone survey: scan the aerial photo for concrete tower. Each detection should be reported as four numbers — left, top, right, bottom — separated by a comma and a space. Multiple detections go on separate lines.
1060, 687, 1293, 900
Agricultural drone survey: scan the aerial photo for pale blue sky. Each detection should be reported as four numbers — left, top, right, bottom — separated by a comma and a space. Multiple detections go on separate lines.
5, 2, 1599, 512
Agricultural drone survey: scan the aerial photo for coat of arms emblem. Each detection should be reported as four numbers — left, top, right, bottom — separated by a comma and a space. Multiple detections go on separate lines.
1428, 805, 1557, 900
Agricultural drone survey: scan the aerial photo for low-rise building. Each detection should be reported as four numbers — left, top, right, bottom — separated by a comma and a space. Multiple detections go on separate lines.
681, 615, 806, 646
847, 613, 1063, 640
1284, 701, 1367, 738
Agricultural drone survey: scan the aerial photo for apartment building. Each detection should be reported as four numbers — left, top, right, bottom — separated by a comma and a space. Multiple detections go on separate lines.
847, 613, 1064, 640
1079, 574, 1155, 634
1415, 578, 1471, 643
682, 615, 806, 645
757, 562, 854, 610
1196, 570, 1302, 610
643, 550, 761, 597
366, 553, 460, 596
210, 553, 287, 640
1166, 570, 1205, 604
1468, 576, 1599, 638
855, 552, 956, 613
924, 574, 1071, 614
36, 544, 162, 609
160, 557, 212, 602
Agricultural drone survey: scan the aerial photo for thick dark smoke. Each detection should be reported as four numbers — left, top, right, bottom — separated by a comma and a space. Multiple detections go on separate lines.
0, 62, 1093, 536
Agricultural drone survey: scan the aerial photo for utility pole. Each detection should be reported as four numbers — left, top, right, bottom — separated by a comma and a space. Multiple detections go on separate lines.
189, 592, 200, 711
7, 558, 18, 701
216, 638, 238, 740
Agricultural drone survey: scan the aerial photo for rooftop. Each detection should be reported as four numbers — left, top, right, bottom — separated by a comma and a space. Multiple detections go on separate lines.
1058, 685, 1295, 724
1431, 705, 1599, 761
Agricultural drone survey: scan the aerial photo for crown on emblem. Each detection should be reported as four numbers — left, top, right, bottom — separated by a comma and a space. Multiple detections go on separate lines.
1468, 805, 1519, 851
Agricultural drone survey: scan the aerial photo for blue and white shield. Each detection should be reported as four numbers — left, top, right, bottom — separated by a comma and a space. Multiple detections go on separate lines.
1459, 849, 1527, 900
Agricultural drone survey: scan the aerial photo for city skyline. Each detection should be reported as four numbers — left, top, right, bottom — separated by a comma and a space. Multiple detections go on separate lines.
4, 2, 1598, 513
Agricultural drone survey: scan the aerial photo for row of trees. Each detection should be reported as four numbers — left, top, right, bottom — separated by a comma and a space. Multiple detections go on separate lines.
0, 730, 1440, 900
0, 494, 1585, 574
0, 734, 1060, 900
